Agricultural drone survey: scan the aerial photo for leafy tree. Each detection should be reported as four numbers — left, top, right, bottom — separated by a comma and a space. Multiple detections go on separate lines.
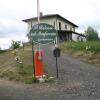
11, 40, 21, 50
27, 33, 32, 41
84, 26, 99, 41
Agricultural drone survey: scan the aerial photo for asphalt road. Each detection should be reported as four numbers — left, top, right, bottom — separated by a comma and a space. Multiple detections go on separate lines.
0, 44, 100, 100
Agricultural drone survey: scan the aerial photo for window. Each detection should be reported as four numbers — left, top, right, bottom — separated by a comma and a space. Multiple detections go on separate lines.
65, 25, 67, 29
53, 22, 55, 28
72, 27, 75, 32
70, 27, 72, 31
59, 22, 61, 30
77, 36, 80, 40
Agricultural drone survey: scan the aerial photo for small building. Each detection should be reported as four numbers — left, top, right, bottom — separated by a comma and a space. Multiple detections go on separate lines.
22, 14, 86, 42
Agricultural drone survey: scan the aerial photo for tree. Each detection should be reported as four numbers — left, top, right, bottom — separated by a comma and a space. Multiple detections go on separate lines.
27, 33, 32, 42
11, 40, 21, 50
84, 26, 99, 41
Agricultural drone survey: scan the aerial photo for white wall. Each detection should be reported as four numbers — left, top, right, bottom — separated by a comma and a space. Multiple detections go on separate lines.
56, 17, 75, 31
72, 33, 78, 41
25, 17, 87, 42
27, 17, 76, 32
28, 17, 56, 32
72, 33, 86, 42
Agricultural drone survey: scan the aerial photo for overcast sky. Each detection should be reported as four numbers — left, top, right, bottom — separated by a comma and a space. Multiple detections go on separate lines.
0, 0, 100, 49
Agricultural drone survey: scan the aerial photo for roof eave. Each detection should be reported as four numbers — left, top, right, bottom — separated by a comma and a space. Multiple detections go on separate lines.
22, 14, 78, 27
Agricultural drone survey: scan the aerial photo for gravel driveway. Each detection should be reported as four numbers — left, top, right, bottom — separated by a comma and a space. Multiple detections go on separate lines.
0, 44, 100, 100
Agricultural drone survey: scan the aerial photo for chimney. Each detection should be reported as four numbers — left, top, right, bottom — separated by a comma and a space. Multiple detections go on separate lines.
40, 12, 43, 17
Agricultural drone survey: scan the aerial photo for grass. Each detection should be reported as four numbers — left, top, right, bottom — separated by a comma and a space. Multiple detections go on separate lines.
60, 41, 100, 67
0, 44, 54, 84
0, 50, 8, 53
0, 44, 34, 84
0, 45, 53, 84
60, 41, 100, 53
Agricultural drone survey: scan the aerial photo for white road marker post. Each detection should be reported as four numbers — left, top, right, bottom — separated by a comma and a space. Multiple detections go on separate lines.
37, 0, 41, 60
55, 36, 58, 48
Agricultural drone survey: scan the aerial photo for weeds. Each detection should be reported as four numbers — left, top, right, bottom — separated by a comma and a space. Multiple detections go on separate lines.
60, 41, 100, 53
60, 41, 100, 67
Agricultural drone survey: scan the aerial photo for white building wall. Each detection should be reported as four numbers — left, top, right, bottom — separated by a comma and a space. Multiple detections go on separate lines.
82, 37, 86, 42
27, 17, 76, 32
72, 33, 78, 41
56, 17, 75, 31
72, 33, 86, 42
25, 17, 87, 42
27, 17, 56, 32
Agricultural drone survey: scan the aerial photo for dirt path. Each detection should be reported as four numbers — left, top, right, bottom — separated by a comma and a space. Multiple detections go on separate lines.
0, 44, 100, 100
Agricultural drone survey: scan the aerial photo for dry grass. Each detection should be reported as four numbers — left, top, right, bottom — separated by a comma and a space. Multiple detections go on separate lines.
60, 42, 100, 67
0, 45, 34, 84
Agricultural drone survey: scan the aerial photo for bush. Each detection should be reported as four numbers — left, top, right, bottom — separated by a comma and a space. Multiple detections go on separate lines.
61, 41, 100, 53
11, 40, 21, 50
0, 50, 8, 53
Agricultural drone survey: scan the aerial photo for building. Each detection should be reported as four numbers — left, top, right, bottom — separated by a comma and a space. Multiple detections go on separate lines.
22, 14, 86, 42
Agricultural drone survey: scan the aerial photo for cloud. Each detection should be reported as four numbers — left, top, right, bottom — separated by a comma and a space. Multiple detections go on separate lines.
0, 18, 27, 37
0, 0, 100, 31
0, 17, 28, 49
0, 0, 100, 49
0, 0, 37, 20
40, 0, 100, 31
0, 38, 11, 49
0, 34, 28, 49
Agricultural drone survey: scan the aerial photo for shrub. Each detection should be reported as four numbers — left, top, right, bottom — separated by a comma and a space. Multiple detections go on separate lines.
61, 41, 100, 53
11, 40, 21, 50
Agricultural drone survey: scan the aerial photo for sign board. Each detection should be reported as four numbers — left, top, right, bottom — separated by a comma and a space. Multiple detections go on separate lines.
30, 23, 57, 44
53, 48, 61, 57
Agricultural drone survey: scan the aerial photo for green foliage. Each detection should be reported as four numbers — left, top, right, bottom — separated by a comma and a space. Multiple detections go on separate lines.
17, 64, 34, 84
11, 40, 21, 50
0, 70, 22, 81
61, 41, 100, 53
84, 26, 99, 41
27, 33, 32, 41
0, 64, 34, 84
0, 50, 8, 53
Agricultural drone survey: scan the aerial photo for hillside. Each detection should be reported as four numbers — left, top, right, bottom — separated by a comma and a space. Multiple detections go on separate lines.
60, 41, 100, 67
0, 44, 34, 84
0, 41, 100, 84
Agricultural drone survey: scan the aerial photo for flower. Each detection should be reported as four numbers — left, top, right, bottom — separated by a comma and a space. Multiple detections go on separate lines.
15, 56, 20, 62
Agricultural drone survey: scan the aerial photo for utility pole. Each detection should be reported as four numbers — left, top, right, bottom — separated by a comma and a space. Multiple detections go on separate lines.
37, 0, 41, 60
37, 0, 40, 23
